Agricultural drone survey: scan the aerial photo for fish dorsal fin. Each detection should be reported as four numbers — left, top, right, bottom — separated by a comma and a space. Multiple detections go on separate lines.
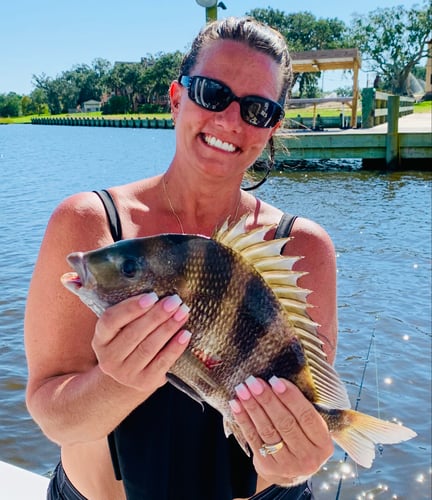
215, 216, 351, 410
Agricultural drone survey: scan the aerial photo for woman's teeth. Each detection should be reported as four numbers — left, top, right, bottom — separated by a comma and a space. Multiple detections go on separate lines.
204, 134, 236, 152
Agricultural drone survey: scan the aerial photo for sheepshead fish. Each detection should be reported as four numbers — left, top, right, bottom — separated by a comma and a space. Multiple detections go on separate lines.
61, 217, 416, 468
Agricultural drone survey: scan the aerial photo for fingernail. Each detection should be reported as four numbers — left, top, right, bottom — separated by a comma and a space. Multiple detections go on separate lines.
163, 294, 182, 312
235, 383, 251, 401
245, 375, 264, 396
173, 303, 190, 322
138, 292, 158, 309
229, 399, 242, 414
269, 375, 286, 394
177, 329, 192, 345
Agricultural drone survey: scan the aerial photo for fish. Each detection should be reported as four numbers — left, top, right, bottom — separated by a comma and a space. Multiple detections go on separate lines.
61, 217, 416, 468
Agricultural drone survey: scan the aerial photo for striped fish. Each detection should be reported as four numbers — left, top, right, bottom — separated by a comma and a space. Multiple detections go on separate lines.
61, 217, 416, 468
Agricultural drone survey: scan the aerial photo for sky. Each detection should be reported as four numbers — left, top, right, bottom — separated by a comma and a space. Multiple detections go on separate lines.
0, 0, 423, 95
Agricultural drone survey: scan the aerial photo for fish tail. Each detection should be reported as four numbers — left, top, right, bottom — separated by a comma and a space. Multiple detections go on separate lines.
330, 409, 417, 468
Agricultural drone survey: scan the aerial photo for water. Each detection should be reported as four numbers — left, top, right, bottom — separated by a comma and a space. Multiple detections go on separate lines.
1, 124, 431, 499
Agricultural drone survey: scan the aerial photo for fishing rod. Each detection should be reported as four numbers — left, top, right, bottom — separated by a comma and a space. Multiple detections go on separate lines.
334, 326, 381, 500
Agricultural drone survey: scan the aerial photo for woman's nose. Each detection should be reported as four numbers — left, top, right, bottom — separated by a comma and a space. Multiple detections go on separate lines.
213, 101, 243, 131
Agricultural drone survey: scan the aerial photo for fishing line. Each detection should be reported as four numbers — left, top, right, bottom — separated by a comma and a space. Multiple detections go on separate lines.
334, 326, 378, 500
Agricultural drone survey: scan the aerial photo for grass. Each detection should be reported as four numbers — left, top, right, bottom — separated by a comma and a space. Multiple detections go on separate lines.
1, 101, 430, 125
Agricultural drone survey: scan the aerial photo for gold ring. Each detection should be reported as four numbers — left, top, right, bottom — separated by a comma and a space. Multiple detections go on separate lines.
259, 440, 284, 456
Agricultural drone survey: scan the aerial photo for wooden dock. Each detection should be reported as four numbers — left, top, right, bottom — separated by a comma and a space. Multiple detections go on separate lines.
275, 112, 431, 169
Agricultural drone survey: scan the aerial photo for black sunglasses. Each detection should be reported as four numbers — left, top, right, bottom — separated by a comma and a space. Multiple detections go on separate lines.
179, 75, 284, 129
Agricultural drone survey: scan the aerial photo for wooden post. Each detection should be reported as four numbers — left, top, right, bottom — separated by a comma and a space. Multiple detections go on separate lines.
351, 59, 360, 127
386, 95, 400, 169
361, 88, 375, 128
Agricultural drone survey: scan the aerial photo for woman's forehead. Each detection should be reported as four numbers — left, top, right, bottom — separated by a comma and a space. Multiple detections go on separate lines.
192, 40, 282, 97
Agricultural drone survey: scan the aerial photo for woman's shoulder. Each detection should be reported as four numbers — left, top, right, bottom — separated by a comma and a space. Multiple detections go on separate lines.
286, 215, 335, 260
45, 191, 114, 251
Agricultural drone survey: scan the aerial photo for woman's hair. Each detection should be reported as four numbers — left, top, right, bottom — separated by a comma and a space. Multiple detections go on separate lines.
179, 16, 293, 105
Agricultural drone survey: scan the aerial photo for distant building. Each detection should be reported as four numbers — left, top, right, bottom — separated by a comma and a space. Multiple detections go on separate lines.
82, 100, 101, 112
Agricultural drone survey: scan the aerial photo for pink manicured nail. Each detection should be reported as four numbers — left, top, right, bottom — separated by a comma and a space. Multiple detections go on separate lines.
269, 375, 286, 394
138, 292, 158, 308
177, 330, 192, 345
163, 294, 182, 312
173, 303, 190, 322
245, 375, 264, 396
235, 383, 251, 401
229, 399, 242, 414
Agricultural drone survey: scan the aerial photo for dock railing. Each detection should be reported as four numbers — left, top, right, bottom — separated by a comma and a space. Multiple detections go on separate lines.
361, 88, 415, 128
285, 96, 359, 130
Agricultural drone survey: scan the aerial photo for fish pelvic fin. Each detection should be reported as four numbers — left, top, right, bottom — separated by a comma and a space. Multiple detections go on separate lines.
223, 417, 251, 457
329, 408, 417, 468
166, 373, 204, 409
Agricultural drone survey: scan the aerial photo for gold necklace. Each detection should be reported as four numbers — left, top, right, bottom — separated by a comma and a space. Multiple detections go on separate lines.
162, 175, 242, 234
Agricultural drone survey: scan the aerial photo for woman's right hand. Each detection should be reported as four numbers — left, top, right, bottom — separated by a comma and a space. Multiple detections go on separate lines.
92, 293, 191, 393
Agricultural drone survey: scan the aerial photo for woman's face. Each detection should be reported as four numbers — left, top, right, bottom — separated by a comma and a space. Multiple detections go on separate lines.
171, 39, 283, 183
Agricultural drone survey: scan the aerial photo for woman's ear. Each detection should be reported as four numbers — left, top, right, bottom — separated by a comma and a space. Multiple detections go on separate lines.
271, 120, 283, 135
169, 81, 181, 118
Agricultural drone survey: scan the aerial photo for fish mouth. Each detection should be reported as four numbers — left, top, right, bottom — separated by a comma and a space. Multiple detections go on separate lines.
61, 252, 94, 294
61, 271, 83, 293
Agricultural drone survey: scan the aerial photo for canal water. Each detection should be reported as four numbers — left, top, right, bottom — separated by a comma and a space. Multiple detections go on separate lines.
0, 124, 430, 499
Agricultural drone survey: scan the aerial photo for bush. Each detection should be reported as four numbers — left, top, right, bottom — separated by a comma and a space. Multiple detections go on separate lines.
102, 95, 130, 114
137, 103, 167, 114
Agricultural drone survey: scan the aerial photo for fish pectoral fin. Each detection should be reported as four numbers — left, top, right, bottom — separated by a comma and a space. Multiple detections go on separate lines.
166, 373, 204, 409
330, 409, 417, 468
223, 418, 251, 457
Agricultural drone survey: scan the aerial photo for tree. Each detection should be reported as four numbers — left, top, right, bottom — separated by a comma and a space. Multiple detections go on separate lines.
349, 2, 432, 95
247, 8, 349, 97
32, 73, 63, 114
0, 92, 22, 117
140, 51, 183, 108
105, 62, 146, 113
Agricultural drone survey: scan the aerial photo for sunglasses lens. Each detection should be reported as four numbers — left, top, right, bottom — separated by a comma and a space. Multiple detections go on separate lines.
240, 97, 282, 128
184, 75, 284, 128
190, 77, 231, 111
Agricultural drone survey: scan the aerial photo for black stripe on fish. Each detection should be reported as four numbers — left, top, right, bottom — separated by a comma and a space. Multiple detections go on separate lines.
186, 238, 235, 331
232, 274, 278, 362
257, 338, 307, 382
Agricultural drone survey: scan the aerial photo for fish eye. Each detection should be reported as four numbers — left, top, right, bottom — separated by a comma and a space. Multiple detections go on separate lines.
121, 258, 139, 278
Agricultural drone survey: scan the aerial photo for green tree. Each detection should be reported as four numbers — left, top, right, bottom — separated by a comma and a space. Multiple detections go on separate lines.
0, 92, 22, 117
29, 88, 50, 115
247, 8, 349, 97
32, 73, 63, 114
140, 51, 183, 108
349, 2, 432, 95
105, 62, 146, 113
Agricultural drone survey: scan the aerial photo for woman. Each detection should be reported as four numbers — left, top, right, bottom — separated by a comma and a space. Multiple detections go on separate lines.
25, 17, 336, 500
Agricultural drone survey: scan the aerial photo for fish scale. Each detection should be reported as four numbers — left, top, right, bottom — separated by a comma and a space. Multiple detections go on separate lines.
61, 216, 416, 468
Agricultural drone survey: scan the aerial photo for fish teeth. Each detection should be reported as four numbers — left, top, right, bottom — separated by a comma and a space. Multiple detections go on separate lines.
204, 134, 236, 152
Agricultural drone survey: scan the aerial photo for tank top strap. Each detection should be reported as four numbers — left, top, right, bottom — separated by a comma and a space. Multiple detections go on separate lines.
93, 189, 123, 242
274, 213, 298, 239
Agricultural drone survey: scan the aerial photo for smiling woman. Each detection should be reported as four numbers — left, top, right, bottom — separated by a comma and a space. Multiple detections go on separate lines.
24, 17, 341, 500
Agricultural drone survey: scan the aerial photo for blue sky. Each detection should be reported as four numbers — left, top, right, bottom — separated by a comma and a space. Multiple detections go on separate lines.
1, 0, 422, 95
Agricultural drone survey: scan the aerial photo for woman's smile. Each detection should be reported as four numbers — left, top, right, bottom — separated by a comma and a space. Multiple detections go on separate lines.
201, 133, 239, 153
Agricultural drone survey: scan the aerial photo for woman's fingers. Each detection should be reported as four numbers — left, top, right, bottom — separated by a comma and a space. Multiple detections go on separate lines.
92, 293, 191, 390
230, 377, 333, 484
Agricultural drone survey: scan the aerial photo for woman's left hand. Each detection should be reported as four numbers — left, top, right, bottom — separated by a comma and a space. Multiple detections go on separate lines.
230, 376, 333, 487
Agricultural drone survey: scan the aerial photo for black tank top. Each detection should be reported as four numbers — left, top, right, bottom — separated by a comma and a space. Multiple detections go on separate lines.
93, 190, 312, 500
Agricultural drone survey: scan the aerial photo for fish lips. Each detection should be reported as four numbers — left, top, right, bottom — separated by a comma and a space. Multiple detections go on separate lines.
61, 252, 95, 294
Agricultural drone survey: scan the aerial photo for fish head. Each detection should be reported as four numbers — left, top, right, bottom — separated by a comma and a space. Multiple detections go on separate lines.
61, 234, 196, 316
